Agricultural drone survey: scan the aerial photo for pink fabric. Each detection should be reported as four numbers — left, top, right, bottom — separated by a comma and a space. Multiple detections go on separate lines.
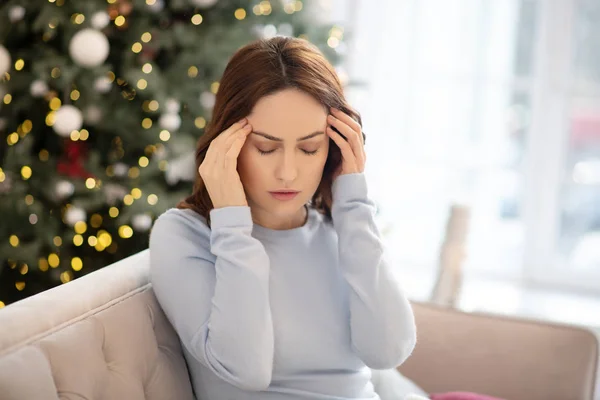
430, 392, 505, 400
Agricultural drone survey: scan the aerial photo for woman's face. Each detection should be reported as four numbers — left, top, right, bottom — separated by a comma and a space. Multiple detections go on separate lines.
238, 88, 330, 229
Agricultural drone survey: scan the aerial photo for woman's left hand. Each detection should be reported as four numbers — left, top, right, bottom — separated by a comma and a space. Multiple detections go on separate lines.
326, 107, 366, 180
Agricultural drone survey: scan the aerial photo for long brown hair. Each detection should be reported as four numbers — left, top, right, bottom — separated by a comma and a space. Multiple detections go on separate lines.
177, 36, 363, 227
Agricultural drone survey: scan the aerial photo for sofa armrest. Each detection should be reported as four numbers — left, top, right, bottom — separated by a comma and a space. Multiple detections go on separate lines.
398, 301, 598, 400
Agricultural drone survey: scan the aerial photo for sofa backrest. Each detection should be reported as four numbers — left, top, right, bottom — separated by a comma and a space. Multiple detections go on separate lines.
0, 250, 195, 400
399, 302, 599, 400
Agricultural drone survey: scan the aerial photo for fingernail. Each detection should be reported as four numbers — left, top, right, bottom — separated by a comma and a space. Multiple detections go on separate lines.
239, 118, 247, 124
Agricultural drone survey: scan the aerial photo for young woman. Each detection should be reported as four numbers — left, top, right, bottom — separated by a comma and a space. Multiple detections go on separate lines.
149, 36, 417, 399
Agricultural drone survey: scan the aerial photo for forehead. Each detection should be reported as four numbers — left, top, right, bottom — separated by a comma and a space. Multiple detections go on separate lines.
248, 89, 327, 139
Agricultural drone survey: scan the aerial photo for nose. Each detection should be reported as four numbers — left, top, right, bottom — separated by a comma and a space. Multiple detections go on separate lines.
275, 149, 298, 183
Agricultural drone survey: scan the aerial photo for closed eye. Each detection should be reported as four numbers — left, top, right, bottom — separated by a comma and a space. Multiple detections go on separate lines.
256, 148, 320, 156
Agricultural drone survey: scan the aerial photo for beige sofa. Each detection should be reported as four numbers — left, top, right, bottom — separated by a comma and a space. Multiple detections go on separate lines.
0, 249, 597, 400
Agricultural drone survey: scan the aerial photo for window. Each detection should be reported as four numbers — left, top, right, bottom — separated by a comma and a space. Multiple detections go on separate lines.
340, 0, 600, 296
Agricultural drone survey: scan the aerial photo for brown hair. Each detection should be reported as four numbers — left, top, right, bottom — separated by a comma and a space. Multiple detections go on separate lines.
177, 36, 363, 227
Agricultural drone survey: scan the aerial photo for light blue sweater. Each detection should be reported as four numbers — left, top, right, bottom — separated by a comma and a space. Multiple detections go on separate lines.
149, 173, 416, 400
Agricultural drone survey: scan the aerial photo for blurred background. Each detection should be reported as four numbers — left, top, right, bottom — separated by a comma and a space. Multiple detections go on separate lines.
0, 0, 599, 339
338, 0, 600, 331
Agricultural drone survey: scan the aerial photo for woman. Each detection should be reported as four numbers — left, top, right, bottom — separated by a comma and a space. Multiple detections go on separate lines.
149, 36, 417, 399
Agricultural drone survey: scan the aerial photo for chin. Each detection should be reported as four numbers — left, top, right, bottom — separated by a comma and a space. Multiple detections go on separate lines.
263, 194, 306, 212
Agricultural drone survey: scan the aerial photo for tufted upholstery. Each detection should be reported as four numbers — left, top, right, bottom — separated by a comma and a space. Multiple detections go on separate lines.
0, 250, 195, 400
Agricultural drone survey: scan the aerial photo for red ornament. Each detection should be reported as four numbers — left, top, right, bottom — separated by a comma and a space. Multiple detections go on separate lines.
56, 139, 95, 179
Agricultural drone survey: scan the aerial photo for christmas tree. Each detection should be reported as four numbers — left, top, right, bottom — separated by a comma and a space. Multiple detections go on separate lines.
0, 0, 348, 307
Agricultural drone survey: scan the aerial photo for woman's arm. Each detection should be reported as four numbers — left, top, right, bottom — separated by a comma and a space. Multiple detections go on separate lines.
149, 207, 273, 390
331, 173, 417, 369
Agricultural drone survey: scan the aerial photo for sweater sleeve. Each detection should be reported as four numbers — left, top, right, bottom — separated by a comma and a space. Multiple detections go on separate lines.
331, 173, 417, 369
149, 207, 273, 390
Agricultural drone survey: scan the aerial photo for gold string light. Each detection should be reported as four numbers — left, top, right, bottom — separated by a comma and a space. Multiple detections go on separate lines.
234, 9, 246, 20
118, 225, 133, 239
138, 156, 149, 167
195, 117, 206, 129
148, 100, 159, 111
39, 258, 49, 271
60, 271, 73, 284
188, 66, 199, 77
71, 257, 83, 271
159, 130, 170, 141
73, 234, 84, 246
147, 194, 158, 205
191, 14, 203, 25
21, 166, 32, 180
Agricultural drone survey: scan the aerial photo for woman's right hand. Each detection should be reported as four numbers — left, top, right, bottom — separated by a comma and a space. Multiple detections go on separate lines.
199, 118, 253, 209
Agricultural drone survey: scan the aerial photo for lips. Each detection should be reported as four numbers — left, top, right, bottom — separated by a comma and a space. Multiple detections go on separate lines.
269, 191, 299, 201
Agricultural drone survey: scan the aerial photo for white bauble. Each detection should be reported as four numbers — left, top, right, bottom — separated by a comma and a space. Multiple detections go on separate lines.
190, 0, 218, 8
278, 23, 293, 37
64, 206, 86, 226
165, 98, 181, 114
0, 46, 11, 75
30, 80, 49, 97
91, 11, 110, 29
159, 113, 181, 131
104, 183, 128, 205
69, 29, 110, 68
263, 24, 277, 39
132, 214, 153, 232
94, 76, 112, 93
112, 162, 129, 177
9, 6, 25, 22
53, 105, 83, 137
165, 151, 195, 185
55, 180, 75, 199
200, 91, 215, 110
147, 0, 165, 12
84, 105, 103, 125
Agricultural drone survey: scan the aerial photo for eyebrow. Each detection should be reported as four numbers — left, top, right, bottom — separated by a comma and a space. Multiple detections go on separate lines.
251, 130, 325, 142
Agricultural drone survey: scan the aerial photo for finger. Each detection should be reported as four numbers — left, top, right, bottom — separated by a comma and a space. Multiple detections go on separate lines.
326, 125, 356, 170
327, 114, 362, 160
216, 118, 249, 143
212, 122, 251, 170
224, 123, 252, 149
330, 107, 362, 135
224, 130, 249, 168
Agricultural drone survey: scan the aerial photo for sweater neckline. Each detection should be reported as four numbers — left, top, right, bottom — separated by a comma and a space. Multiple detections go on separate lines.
251, 205, 319, 239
